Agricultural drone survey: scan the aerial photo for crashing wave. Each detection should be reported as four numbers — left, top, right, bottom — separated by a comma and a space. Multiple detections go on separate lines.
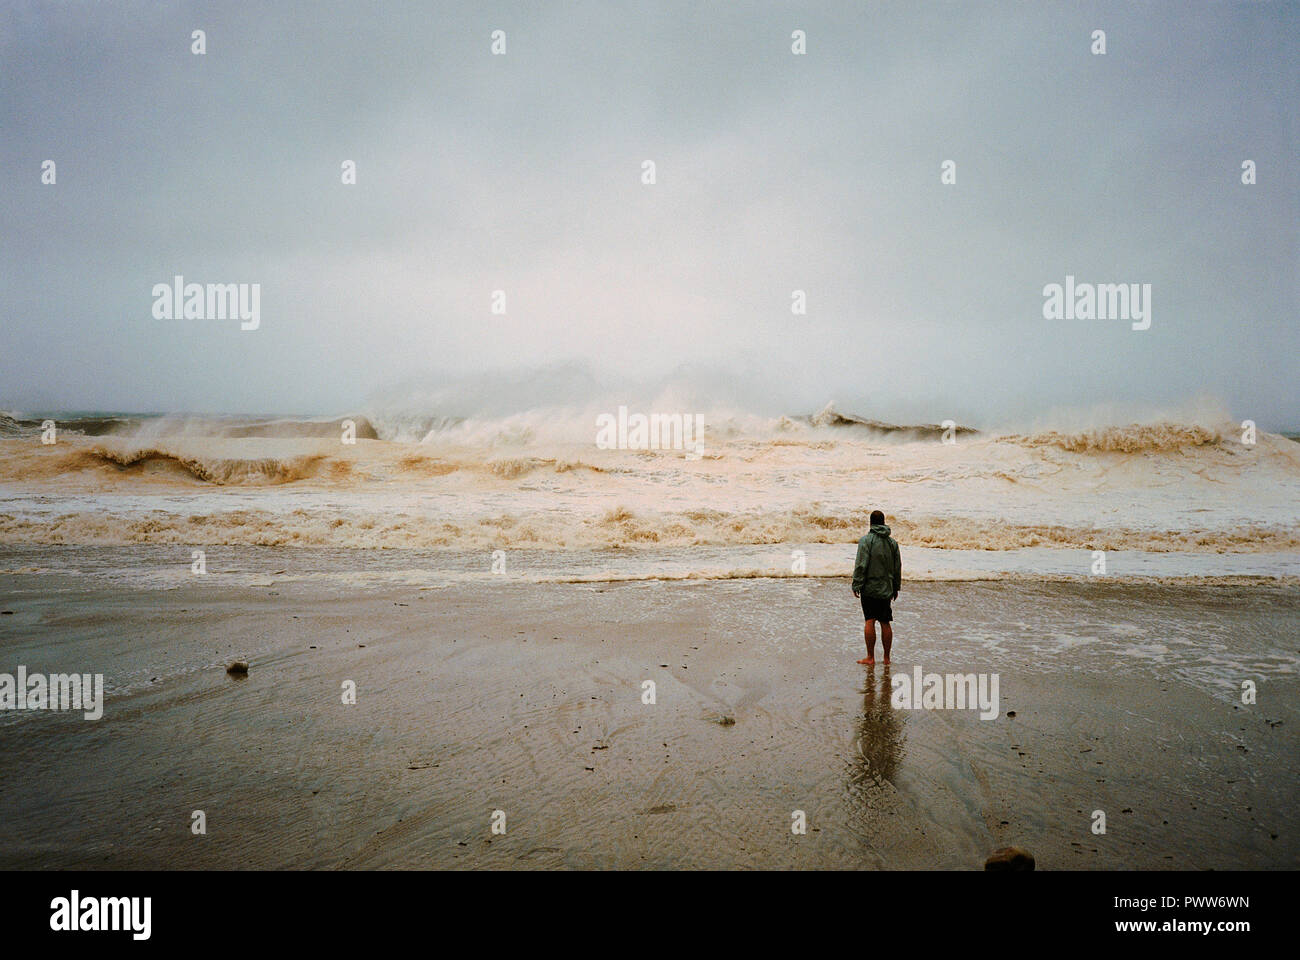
76, 446, 336, 484
1009, 422, 1222, 453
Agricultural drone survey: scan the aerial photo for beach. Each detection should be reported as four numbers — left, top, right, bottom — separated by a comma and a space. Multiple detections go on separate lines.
1, 553, 1295, 870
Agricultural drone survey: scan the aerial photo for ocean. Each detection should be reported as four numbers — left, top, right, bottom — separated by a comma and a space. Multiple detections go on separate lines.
1, 403, 1297, 581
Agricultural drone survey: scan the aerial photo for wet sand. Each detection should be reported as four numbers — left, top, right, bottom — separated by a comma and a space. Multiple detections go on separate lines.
0, 567, 1296, 869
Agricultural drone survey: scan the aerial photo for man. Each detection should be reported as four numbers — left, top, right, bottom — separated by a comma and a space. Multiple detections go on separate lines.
851, 510, 901, 665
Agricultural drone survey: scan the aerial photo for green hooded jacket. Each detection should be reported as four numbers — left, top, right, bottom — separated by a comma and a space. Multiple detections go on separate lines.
852, 523, 901, 599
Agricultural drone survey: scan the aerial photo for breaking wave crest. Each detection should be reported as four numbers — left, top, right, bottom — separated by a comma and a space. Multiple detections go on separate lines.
0, 442, 624, 486
1009, 422, 1223, 453
78, 446, 340, 484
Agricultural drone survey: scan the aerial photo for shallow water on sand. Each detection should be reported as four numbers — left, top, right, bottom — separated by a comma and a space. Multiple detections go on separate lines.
0, 560, 1295, 869
2, 541, 1297, 588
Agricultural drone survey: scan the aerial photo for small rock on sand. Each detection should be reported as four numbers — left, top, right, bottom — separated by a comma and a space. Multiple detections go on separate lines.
984, 846, 1035, 871
226, 660, 249, 675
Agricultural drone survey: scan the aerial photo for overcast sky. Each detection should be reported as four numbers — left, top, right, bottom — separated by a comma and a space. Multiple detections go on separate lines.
1, 1, 1296, 428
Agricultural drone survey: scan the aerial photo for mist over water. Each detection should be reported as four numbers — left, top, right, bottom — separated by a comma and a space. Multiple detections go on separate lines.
355, 361, 1256, 439
0, 358, 1260, 441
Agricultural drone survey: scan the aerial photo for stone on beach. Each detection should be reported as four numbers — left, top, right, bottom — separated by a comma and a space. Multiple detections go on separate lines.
985, 846, 1035, 871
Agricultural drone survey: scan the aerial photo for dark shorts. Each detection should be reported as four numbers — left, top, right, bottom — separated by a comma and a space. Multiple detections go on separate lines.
860, 595, 893, 623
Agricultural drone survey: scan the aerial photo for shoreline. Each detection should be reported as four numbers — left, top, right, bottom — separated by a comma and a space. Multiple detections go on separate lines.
1, 542, 1298, 587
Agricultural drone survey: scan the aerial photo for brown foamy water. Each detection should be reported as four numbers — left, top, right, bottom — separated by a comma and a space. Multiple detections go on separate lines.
0, 412, 1297, 576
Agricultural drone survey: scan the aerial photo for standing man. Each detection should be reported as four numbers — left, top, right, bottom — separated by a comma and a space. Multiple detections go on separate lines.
851, 510, 901, 665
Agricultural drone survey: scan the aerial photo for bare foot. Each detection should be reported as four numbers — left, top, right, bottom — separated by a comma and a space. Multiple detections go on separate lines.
882, 657, 890, 665
856, 657, 875, 665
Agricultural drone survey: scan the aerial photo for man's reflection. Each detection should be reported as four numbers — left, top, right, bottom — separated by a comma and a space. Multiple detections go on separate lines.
849, 664, 905, 787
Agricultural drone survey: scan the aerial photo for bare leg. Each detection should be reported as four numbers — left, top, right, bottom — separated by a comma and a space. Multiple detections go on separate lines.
857, 619, 877, 665
880, 621, 893, 664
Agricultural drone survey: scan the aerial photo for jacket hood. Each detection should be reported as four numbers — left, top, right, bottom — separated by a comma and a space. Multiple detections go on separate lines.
869, 523, 891, 537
